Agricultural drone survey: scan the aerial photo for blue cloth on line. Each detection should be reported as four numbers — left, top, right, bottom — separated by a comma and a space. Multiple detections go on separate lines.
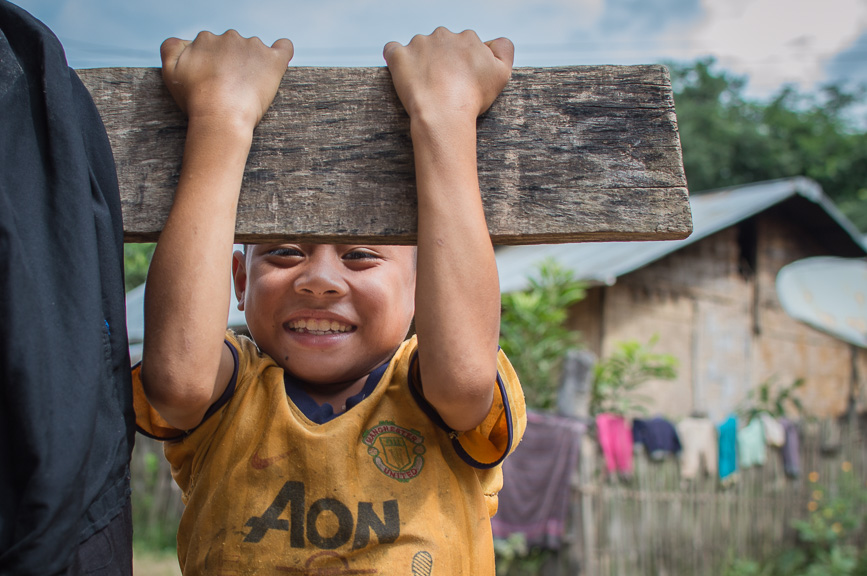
632, 417, 681, 460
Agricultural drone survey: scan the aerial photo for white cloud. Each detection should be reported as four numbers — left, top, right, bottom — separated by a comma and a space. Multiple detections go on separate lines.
686, 0, 867, 96
16, 0, 866, 97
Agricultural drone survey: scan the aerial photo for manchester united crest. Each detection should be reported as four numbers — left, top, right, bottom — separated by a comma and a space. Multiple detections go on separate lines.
363, 421, 425, 482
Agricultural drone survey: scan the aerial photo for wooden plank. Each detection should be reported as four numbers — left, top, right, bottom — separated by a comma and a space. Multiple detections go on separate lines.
77, 65, 691, 245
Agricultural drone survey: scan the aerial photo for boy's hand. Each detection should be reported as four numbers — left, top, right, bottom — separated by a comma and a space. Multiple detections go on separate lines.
161, 30, 293, 131
383, 27, 513, 126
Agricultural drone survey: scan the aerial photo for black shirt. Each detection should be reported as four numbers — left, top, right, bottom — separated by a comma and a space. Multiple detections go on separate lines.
0, 2, 134, 574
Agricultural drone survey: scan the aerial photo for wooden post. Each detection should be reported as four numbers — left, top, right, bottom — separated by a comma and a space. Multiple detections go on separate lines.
579, 435, 598, 576
77, 65, 691, 245
558, 349, 596, 418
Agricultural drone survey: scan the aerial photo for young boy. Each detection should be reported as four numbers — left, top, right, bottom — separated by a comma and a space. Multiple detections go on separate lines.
135, 27, 525, 575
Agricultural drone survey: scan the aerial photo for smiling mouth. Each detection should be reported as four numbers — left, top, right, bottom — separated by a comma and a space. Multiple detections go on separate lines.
287, 318, 356, 335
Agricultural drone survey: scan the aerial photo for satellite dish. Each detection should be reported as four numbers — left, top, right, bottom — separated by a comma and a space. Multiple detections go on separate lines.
776, 257, 867, 348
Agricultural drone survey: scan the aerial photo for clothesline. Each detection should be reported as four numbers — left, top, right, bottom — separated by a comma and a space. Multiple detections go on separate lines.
592, 413, 803, 481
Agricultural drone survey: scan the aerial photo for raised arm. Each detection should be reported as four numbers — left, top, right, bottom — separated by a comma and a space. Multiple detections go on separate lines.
383, 28, 513, 431
141, 31, 293, 430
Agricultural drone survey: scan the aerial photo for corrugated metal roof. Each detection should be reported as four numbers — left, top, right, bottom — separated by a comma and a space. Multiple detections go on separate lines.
496, 177, 867, 293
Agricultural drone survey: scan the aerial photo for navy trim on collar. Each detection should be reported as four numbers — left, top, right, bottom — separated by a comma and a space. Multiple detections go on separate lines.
283, 359, 391, 425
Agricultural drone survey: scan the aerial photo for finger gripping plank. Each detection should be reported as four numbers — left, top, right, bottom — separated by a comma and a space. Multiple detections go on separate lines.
77, 65, 691, 245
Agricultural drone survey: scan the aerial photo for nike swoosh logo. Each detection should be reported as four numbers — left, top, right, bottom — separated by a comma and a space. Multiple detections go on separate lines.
250, 448, 292, 470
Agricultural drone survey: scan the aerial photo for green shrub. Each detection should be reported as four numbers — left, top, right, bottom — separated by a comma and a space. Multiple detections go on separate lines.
499, 259, 586, 411
723, 461, 867, 576
787, 464, 867, 574
738, 376, 805, 421
124, 242, 155, 291
493, 534, 551, 576
591, 336, 677, 416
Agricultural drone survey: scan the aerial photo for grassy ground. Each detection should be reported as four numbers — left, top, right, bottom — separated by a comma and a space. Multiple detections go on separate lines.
133, 549, 181, 576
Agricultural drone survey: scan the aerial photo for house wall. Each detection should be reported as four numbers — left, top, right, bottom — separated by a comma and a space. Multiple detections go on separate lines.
751, 209, 864, 418
570, 211, 866, 420
599, 226, 752, 420
569, 284, 698, 416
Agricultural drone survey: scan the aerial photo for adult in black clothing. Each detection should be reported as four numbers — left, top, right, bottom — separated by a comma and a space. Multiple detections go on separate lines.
0, 2, 135, 574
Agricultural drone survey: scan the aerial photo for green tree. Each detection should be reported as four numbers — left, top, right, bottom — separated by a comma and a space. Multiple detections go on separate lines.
499, 259, 586, 411
124, 243, 155, 291
669, 58, 867, 231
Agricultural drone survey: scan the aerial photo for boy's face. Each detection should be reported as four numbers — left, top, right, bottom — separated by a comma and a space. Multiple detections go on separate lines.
232, 244, 416, 391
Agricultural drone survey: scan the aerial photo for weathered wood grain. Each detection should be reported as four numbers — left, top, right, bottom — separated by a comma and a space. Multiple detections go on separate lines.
77, 66, 691, 245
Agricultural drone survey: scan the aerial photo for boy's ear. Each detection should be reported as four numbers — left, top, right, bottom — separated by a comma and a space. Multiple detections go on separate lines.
232, 250, 247, 311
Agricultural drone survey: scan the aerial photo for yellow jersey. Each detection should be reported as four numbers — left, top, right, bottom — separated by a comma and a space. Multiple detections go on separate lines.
134, 332, 525, 575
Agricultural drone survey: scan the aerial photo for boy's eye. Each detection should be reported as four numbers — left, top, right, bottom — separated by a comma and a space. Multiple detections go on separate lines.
343, 250, 379, 261
267, 247, 304, 258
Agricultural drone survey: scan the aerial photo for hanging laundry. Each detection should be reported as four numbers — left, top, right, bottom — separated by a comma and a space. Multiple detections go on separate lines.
492, 411, 586, 549
779, 418, 801, 478
633, 417, 682, 461
596, 413, 633, 476
738, 417, 766, 468
718, 416, 738, 480
677, 417, 718, 479
759, 413, 786, 447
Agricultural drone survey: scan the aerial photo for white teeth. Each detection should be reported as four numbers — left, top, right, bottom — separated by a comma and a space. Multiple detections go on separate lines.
288, 318, 352, 333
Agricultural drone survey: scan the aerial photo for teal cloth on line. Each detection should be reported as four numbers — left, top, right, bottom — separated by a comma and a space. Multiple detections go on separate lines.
718, 416, 738, 479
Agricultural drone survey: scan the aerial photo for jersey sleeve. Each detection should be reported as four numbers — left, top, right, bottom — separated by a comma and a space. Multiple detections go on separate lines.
131, 336, 239, 441
409, 346, 526, 469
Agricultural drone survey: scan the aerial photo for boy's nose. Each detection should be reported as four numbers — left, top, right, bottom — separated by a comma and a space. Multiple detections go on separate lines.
293, 255, 347, 297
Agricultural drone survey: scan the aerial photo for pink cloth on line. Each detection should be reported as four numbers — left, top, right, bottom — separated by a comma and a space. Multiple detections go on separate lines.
596, 413, 633, 474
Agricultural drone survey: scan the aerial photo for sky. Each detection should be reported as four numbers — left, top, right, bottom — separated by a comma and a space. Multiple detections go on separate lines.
11, 0, 867, 101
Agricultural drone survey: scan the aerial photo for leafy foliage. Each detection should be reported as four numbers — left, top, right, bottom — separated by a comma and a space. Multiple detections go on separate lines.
791, 466, 867, 564
131, 450, 179, 552
724, 462, 867, 576
124, 242, 155, 291
670, 58, 867, 231
723, 556, 771, 576
493, 533, 552, 576
738, 376, 805, 422
499, 259, 586, 411
591, 336, 678, 416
